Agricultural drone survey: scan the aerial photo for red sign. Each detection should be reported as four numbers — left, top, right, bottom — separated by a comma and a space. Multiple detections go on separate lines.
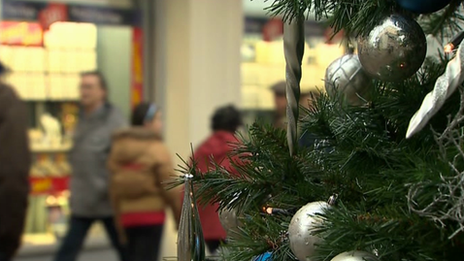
0, 21, 43, 46
131, 27, 144, 108
38, 3, 68, 31
30, 176, 70, 195
263, 19, 283, 42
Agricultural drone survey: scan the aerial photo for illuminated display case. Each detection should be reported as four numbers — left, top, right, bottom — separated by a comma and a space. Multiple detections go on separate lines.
0, 1, 139, 249
0, 20, 103, 247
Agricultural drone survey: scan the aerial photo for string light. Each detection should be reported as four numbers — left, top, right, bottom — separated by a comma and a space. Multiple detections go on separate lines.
445, 31, 464, 53
444, 43, 454, 53
262, 206, 294, 215
262, 194, 338, 216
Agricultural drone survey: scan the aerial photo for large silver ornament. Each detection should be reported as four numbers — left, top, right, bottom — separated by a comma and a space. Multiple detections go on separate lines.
325, 54, 371, 106
358, 14, 427, 81
218, 208, 239, 237
330, 251, 379, 261
289, 201, 329, 261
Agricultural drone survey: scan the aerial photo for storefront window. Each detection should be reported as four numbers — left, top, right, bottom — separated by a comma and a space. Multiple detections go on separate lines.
241, 17, 346, 124
0, 0, 139, 249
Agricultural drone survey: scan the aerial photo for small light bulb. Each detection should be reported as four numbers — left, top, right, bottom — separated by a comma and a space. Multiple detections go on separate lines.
445, 43, 455, 53
265, 207, 273, 214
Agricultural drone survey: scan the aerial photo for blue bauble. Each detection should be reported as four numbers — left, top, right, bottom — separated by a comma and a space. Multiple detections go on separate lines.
252, 252, 272, 261
396, 0, 451, 13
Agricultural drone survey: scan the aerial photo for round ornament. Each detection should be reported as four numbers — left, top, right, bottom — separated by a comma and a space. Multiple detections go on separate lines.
219, 208, 239, 236
330, 251, 379, 261
252, 251, 273, 261
357, 14, 427, 82
396, 0, 451, 14
325, 54, 371, 106
289, 201, 330, 261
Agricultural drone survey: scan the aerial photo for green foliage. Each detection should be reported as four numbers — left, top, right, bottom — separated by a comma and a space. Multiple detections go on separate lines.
300, 59, 464, 260
183, 57, 464, 260
172, 1, 464, 260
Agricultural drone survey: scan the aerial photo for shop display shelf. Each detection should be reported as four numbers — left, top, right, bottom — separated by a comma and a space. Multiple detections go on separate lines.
29, 176, 70, 196
31, 144, 72, 153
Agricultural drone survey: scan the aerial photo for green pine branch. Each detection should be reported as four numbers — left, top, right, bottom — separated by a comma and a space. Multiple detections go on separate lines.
419, 0, 464, 40
264, 0, 464, 39
166, 2, 464, 260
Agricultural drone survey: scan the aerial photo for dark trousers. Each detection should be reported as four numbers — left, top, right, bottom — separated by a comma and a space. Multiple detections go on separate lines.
206, 239, 225, 254
125, 225, 164, 261
54, 216, 128, 261
0, 252, 8, 261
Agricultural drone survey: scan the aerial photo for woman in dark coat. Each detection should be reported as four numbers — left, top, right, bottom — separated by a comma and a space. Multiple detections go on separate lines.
0, 62, 31, 261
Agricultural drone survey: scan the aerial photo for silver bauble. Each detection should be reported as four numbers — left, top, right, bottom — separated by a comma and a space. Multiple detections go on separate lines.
357, 14, 426, 81
289, 201, 329, 261
325, 54, 371, 106
330, 251, 379, 261
219, 208, 239, 236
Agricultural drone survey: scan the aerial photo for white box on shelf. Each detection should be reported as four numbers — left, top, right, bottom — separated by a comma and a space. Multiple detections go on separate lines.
0, 45, 14, 68
28, 47, 46, 72
10, 46, 27, 72
68, 51, 80, 73
78, 51, 97, 72
44, 29, 63, 49
48, 74, 64, 100
47, 23, 69, 48
33, 73, 47, 100
60, 51, 71, 73
63, 75, 73, 99
47, 50, 63, 73
68, 74, 81, 100
77, 24, 97, 49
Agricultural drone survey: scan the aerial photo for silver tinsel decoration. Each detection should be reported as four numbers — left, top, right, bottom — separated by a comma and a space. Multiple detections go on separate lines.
408, 89, 464, 239
330, 251, 379, 261
288, 201, 329, 261
284, 17, 304, 156
358, 14, 427, 81
177, 174, 205, 261
325, 54, 371, 106
406, 40, 464, 138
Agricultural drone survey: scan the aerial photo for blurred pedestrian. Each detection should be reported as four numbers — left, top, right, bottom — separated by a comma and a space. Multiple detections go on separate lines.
0, 62, 31, 261
192, 105, 243, 254
108, 102, 182, 261
271, 81, 287, 130
54, 71, 128, 261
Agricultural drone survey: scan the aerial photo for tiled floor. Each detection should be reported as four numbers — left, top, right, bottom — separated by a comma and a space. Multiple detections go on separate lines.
15, 248, 117, 261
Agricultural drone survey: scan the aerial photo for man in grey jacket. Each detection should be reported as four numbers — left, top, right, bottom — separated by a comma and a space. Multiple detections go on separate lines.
54, 71, 128, 261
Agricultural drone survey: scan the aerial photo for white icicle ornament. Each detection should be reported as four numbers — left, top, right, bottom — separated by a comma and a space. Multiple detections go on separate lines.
406, 40, 464, 138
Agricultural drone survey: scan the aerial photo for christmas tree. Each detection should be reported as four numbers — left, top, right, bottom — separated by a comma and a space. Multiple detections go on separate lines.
181, 1, 464, 260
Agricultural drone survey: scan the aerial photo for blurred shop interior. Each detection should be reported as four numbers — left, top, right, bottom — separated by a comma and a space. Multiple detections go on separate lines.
0, 0, 345, 256
0, 0, 138, 249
